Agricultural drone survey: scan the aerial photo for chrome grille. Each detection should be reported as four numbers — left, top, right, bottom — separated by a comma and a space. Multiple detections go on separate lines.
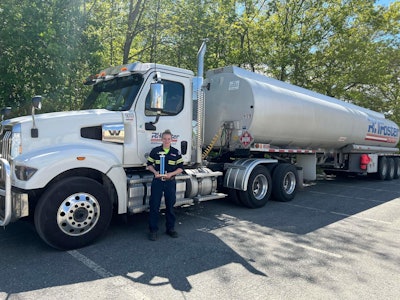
0, 130, 12, 161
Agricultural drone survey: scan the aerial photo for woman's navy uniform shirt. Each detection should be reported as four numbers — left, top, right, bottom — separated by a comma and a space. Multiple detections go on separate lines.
146, 145, 183, 173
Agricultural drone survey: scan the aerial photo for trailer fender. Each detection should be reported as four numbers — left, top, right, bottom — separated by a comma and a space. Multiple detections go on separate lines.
224, 158, 278, 191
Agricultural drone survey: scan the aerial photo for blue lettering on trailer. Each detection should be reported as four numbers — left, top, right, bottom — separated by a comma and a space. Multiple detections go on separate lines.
367, 119, 377, 134
368, 118, 398, 137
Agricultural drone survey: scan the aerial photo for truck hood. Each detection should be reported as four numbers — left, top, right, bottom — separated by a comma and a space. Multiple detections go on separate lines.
5, 109, 124, 156
5, 109, 121, 126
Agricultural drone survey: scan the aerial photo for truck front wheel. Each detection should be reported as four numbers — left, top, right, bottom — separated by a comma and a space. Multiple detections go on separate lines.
34, 177, 113, 250
239, 166, 272, 208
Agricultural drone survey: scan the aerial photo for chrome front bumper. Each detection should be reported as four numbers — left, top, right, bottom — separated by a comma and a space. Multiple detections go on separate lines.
0, 158, 28, 226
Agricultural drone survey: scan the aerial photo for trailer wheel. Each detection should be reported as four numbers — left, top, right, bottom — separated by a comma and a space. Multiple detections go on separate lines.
272, 164, 298, 202
34, 177, 113, 250
386, 157, 395, 181
393, 157, 400, 179
239, 166, 272, 208
377, 156, 388, 180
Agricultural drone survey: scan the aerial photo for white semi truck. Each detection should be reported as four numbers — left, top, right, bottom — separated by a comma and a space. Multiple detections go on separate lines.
1, 42, 399, 249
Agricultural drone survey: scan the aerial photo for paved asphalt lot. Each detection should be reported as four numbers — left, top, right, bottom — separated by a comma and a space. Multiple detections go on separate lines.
0, 176, 399, 300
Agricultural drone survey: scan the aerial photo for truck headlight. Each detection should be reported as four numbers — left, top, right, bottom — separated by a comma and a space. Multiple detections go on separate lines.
10, 131, 22, 159
15, 165, 37, 181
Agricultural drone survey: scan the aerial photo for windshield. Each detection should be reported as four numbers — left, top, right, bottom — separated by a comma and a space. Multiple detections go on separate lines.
82, 74, 144, 111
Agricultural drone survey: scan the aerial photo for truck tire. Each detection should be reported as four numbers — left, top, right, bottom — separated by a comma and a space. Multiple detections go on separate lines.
272, 164, 298, 202
34, 177, 113, 250
227, 188, 242, 206
386, 157, 395, 181
393, 157, 400, 179
377, 156, 388, 180
239, 165, 272, 208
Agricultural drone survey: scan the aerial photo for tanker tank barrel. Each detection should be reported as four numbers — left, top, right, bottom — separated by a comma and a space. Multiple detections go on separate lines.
203, 66, 399, 150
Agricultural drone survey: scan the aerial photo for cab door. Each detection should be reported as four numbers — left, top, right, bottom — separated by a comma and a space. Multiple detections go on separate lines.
134, 71, 193, 164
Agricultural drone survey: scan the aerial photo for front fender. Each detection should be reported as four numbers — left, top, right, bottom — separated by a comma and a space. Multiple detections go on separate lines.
13, 144, 122, 189
13, 144, 128, 214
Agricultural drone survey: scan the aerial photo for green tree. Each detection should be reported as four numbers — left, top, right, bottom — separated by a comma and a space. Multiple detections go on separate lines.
0, 0, 399, 128
0, 0, 102, 115
252, 0, 399, 125
307, 0, 400, 122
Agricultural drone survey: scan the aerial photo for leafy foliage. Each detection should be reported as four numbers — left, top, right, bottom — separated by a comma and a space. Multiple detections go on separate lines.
0, 0, 399, 127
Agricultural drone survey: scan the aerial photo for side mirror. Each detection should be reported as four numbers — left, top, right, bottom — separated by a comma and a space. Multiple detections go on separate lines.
0, 107, 11, 135
145, 74, 164, 131
31, 95, 42, 138
150, 82, 164, 110
32, 95, 42, 110
0, 107, 11, 118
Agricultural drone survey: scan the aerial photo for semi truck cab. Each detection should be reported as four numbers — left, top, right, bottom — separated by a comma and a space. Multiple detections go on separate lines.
83, 62, 195, 166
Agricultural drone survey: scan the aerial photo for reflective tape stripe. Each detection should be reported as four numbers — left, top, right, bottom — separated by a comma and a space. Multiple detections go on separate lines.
168, 160, 182, 165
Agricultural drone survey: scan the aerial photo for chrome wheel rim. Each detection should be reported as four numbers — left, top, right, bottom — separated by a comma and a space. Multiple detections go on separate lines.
57, 193, 100, 236
252, 174, 268, 200
283, 172, 297, 194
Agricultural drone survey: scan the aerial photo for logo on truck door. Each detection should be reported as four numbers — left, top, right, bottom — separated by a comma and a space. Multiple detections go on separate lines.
150, 132, 179, 144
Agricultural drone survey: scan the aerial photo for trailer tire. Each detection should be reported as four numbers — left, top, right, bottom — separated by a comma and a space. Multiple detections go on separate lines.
386, 157, 395, 181
377, 156, 388, 180
393, 157, 400, 179
239, 166, 272, 208
272, 164, 298, 202
34, 177, 113, 250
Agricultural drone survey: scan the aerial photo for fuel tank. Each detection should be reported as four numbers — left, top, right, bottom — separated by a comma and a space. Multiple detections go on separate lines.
203, 66, 399, 150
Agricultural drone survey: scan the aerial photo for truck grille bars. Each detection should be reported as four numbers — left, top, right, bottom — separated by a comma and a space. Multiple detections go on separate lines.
0, 130, 12, 161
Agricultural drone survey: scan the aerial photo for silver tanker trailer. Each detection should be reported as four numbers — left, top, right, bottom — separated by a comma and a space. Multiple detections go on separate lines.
204, 66, 398, 150
201, 65, 399, 208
